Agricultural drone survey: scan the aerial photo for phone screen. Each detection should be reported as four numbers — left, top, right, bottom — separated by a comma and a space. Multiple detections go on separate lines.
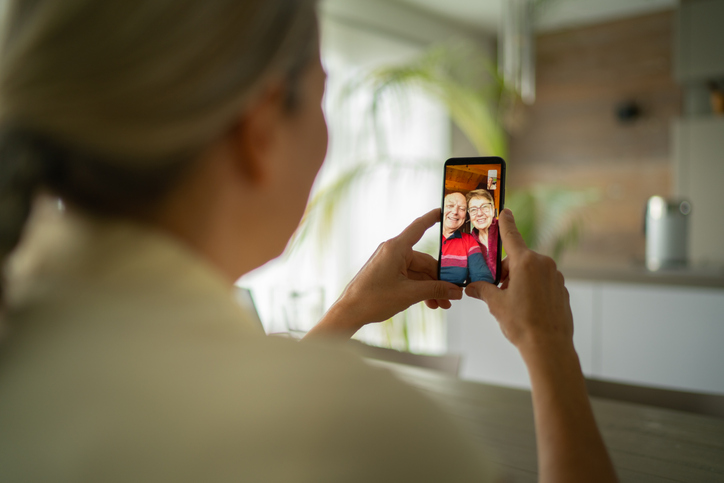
438, 157, 506, 286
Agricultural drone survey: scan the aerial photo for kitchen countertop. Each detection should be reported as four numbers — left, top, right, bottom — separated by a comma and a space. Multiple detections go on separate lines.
560, 264, 724, 289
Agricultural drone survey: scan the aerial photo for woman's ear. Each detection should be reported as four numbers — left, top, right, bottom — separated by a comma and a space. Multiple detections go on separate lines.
229, 83, 287, 186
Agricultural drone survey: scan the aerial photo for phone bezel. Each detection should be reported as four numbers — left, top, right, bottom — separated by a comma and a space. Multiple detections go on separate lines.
438, 156, 506, 286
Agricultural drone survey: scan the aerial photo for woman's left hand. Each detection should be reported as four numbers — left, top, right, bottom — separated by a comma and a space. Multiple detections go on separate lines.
304, 209, 463, 340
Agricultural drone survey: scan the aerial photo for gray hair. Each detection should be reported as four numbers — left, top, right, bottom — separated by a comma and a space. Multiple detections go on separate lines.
465, 189, 494, 205
0, 0, 319, 295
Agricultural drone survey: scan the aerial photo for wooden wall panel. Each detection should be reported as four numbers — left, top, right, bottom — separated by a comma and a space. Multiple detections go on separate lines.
444, 164, 501, 209
508, 10, 681, 265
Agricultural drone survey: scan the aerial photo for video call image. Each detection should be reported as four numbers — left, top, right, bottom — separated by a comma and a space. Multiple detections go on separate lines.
439, 163, 502, 286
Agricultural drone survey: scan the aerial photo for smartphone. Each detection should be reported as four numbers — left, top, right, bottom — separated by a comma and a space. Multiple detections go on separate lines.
438, 157, 506, 286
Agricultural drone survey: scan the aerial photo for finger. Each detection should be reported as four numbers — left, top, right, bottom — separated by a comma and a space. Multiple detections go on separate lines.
408, 251, 439, 280
499, 256, 510, 282
498, 257, 511, 289
498, 209, 528, 258
466, 281, 502, 306
436, 299, 452, 310
424, 298, 452, 310
424, 299, 440, 310
396, 208, 440, 247
407, 280, 462, 305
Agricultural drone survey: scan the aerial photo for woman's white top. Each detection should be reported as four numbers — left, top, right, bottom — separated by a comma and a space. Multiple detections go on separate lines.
0, 201, 495, 482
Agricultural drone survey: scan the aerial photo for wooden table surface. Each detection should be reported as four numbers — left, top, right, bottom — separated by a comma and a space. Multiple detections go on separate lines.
371, 361, 724, 483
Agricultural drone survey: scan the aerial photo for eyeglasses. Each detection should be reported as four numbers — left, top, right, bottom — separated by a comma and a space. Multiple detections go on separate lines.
468, 204, 494, 217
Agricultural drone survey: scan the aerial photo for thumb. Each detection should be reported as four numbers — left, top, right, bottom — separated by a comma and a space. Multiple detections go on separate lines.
409, 280, 463, 304
466, 281, 502, 306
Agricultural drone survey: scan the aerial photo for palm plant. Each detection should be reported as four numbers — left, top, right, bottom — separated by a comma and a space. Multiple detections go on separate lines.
355, 42, 510, 160
295, 40, 597, 257
285, 39, 597, 353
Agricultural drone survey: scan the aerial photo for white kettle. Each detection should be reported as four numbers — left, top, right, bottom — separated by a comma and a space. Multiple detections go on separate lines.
645, 196, 691, 271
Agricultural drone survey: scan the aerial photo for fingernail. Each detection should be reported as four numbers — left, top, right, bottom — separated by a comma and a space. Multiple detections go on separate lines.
502, 209, 514, 220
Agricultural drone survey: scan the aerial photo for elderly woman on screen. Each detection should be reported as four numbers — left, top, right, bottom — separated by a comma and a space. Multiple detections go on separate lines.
0, 1, 616, 482
466, 189, 499, 281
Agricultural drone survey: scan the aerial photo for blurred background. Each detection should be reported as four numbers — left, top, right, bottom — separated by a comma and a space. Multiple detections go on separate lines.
239, 0, 724, 399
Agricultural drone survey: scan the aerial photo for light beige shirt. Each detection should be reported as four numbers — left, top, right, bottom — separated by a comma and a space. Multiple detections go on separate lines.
0, 202, 495, 482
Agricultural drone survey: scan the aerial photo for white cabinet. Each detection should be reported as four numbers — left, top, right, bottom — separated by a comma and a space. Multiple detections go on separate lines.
600, 283, 724, 395
447, 297, 530, 389
447, 280, 724, 395
567, 281, 597, 375
446, 280, 596, 389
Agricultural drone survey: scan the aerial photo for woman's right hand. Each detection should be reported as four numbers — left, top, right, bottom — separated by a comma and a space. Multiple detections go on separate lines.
465, 209, 574, 356
467, 209, 618, 483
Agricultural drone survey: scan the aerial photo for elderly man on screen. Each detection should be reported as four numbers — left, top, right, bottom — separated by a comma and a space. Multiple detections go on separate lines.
440, 192, 493, 285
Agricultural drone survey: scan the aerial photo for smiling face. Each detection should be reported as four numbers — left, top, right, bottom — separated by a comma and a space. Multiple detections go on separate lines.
442, 192, 467, 237
468, 196, 494, 233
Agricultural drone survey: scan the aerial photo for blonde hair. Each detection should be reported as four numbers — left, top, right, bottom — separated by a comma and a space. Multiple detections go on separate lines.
0, 0, 318, 279
0, 0, 317, 161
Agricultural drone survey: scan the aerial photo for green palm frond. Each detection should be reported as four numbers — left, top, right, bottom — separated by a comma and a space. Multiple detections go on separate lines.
533, 186, 599, 260
287, 159, 439, 255
505, 189, 538, 248
292, 37, 598, 268
506, 186, 600, 260
355, 41, 599, 259
361, 42, 512, 158
286, 163, 371, 255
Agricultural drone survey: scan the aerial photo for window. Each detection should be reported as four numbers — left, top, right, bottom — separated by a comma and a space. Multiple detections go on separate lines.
238, 13, 450, 353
